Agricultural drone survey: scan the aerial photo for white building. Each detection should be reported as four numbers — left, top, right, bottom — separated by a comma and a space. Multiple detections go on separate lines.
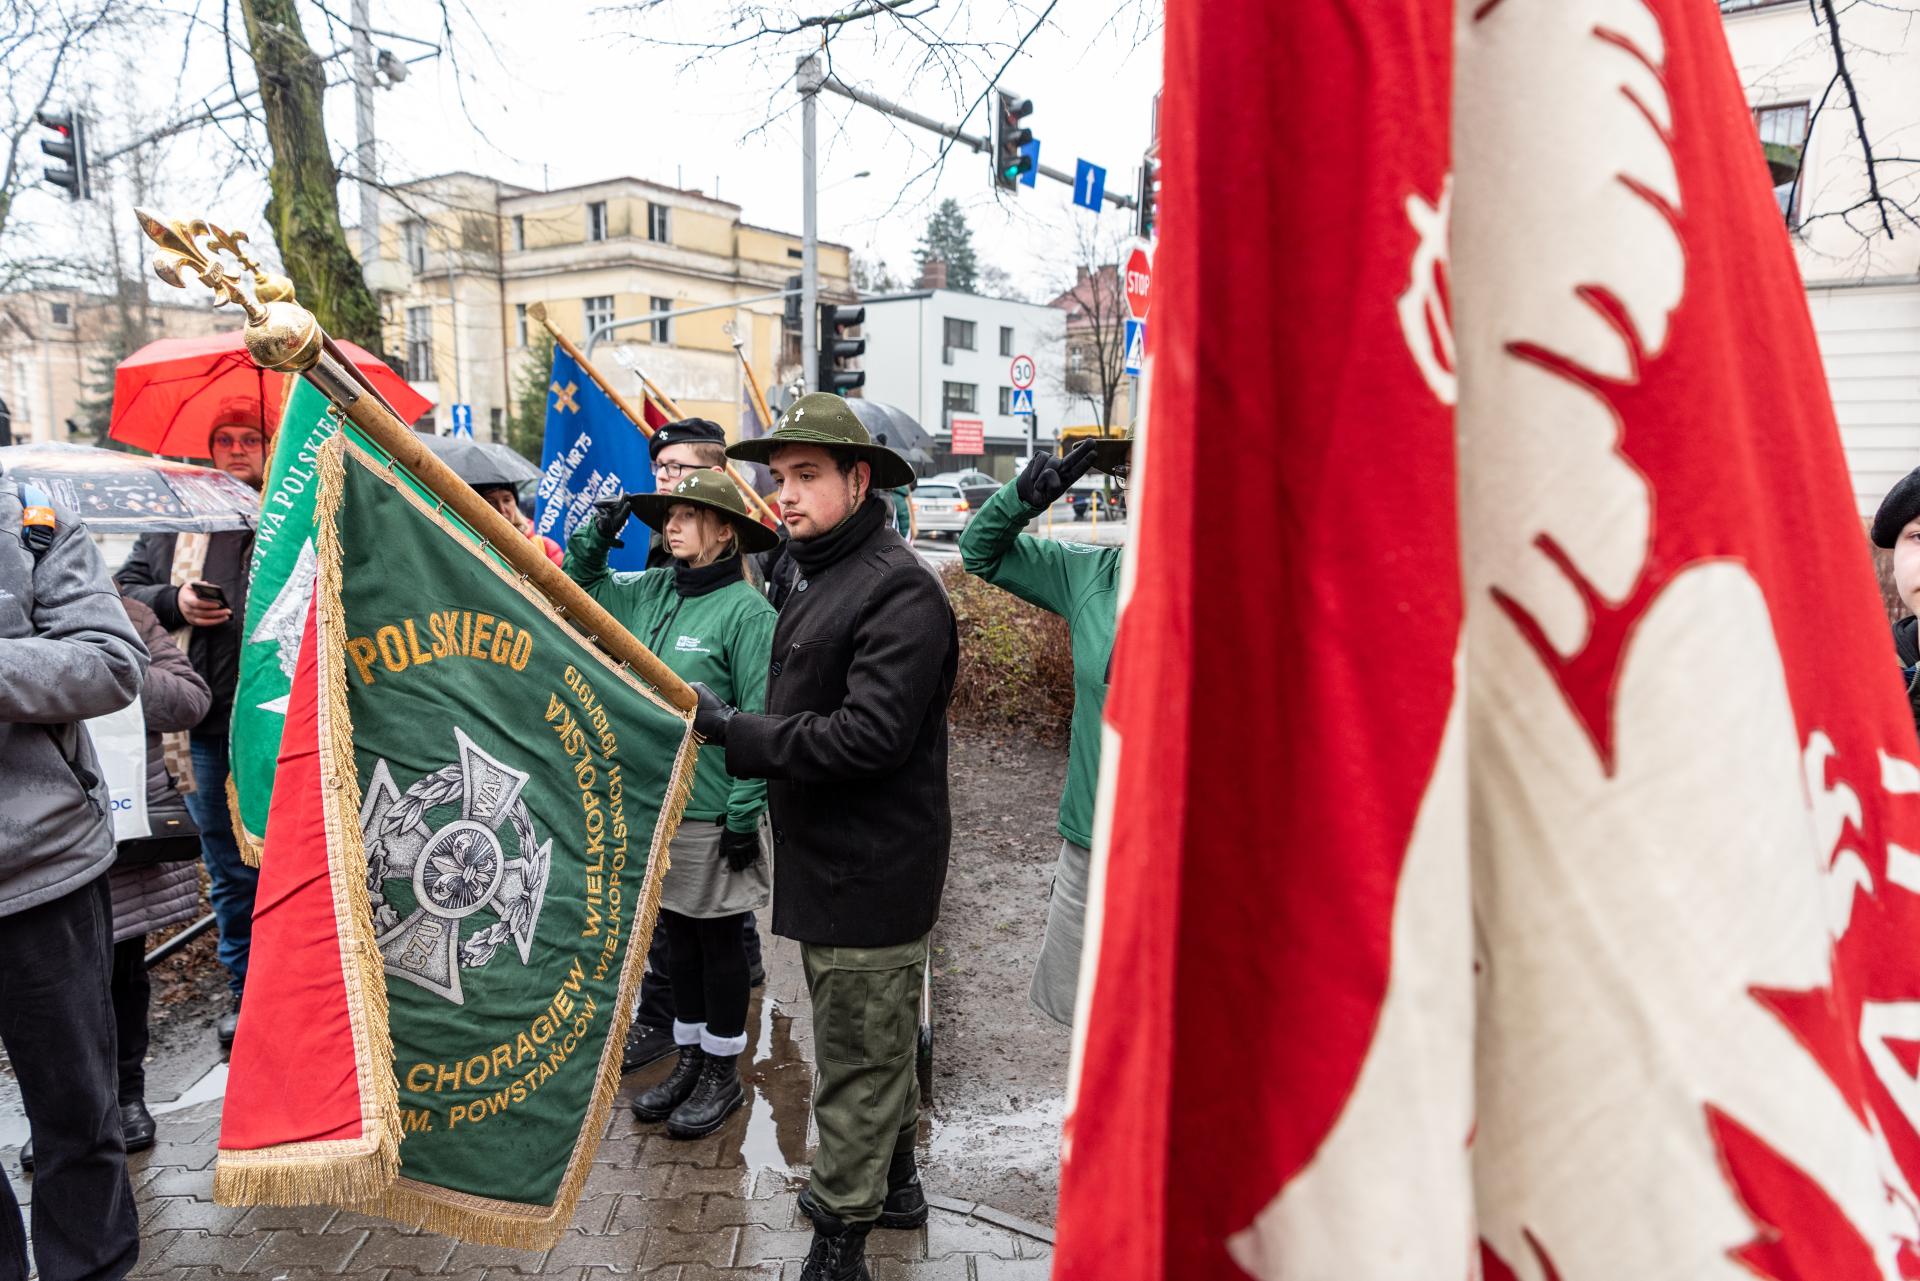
1722, 0, 1920, 513
859, 288, 1074, 479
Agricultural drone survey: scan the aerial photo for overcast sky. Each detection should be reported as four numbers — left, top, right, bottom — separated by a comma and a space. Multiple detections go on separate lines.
17, 0, 1161, 300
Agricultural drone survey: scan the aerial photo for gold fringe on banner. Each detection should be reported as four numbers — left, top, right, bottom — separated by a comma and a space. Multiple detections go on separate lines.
325, 436, 693, 1249
213, 436, 401, 1207
228, 773, 264, 869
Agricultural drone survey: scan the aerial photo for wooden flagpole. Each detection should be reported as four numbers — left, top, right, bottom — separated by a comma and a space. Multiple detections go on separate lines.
727, 327, 779, 440
528, 303, 780, 527
136, 211, 697, 713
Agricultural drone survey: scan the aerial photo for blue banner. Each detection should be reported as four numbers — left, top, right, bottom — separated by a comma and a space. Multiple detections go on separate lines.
533, 347, 654, 572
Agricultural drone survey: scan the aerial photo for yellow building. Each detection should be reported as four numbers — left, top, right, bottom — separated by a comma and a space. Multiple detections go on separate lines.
362, 172, 853, 442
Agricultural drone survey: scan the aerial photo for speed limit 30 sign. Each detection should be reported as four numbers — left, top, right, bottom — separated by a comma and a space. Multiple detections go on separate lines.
1010, 354, 1036, 389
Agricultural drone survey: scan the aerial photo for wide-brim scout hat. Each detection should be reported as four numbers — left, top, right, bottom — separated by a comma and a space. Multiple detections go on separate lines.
1087, 435, 1133, 478
628, 469, 780, 555
1874, 464, 1920, 549
726, 392, 917, 490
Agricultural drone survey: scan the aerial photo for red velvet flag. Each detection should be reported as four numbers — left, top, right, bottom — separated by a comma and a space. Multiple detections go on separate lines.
1058, 0, 1920, 1276
1053, 1, 1471, 1277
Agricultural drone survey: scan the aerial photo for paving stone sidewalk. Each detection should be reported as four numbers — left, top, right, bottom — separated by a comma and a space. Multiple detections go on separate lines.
2, 924, 1053, 1280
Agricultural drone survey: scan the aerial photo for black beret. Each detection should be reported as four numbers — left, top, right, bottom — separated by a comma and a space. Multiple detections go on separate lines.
1873, 465, 1920, 548
648, 417, 727, 461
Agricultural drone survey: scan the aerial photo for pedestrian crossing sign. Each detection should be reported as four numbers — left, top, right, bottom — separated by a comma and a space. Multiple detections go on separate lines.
1009, 387, 1036, 417
1123, 319, 1146, 376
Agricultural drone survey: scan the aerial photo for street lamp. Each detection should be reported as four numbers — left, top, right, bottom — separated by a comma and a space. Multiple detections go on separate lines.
822, 170, 871, 194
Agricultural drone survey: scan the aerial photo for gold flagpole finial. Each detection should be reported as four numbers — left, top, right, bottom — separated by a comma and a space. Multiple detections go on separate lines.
135, 208, 319, 373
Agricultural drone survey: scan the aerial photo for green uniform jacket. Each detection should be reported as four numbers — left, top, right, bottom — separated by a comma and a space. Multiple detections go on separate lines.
565, 523, 776, 834
958, 479, 1119, 848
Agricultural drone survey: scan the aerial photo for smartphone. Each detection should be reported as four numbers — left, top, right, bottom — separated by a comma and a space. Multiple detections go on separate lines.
190, 580, 230, 609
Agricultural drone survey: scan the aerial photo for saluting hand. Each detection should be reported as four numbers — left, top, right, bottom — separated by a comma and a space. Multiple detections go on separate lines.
592, 495, 633, 541
1016, 439, 1099, 511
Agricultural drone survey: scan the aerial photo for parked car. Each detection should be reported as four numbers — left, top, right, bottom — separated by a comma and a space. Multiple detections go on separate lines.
1068, 477, 1124, 521
910, 482, 975, 537
924, 469, 999, 512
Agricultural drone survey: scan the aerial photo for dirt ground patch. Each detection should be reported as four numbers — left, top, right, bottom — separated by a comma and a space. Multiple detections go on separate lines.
923, 725, 1073, 1227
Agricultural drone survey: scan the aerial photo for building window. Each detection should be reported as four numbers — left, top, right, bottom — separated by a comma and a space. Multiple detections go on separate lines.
511, 214, 525, 251
49, 302, 71, 326
944, 317, 976, 352
999, 326, 1014, 357
997, 386, 1018, 415
788, 247, 803, 260
649, 296, 672, 344
405, 306, 433, 382
1754, 101, 1811, 224
647, 202, 670, 243
943, 381, 977, 414
403, 220, 427, 273
584, 295, 615, 337
587, 201, 609, 242
515, 303, 529, 347
489, 407, 504, 438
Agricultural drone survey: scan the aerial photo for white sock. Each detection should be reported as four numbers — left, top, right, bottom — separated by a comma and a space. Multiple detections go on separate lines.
673, 1019, 705, 1047
700, 1028, 747, 1057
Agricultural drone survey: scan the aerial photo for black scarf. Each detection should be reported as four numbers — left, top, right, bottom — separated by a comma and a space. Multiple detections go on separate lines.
674, 549, 744, 598
788, 495, 889, 576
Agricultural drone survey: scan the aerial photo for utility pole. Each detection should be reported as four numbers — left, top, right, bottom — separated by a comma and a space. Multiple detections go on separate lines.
351, 0, 378, 269
799, 53, 822, 394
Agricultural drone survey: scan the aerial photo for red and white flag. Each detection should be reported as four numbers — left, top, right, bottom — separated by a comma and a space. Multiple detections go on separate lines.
1055, 1, 1473, 1276
1056, 0, 1920, 1277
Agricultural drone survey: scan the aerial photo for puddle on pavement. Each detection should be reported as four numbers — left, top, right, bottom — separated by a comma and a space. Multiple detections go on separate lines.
925, 1097, 1064, 1182
0, 1056, 227, 1151
737, 991, 813, 1179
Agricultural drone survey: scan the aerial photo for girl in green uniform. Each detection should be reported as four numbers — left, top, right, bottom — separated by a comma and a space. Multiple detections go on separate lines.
565, 470, 779, 1138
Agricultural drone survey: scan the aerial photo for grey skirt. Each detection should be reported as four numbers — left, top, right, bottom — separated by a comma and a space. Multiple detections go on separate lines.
661, 817, 772, 919
1030, 838, 1091, 1028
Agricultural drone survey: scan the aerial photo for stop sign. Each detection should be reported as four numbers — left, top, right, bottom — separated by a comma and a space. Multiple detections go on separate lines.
1124, 246, 1152, 320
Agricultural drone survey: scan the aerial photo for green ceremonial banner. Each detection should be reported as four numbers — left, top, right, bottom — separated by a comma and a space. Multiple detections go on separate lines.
220, 431, 692, 1245
229, 378, 349, 862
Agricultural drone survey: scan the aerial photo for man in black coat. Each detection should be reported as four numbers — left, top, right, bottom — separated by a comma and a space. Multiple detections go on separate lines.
699, 393, 955, 1281
114, 417, 265, 1050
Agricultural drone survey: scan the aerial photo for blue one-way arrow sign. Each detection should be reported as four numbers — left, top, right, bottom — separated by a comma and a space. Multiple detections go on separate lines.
1072, 160, 1107, 212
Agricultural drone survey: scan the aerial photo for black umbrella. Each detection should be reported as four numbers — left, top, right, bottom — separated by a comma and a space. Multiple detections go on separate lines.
410, 433, 542, 489
845, 400, 935, 474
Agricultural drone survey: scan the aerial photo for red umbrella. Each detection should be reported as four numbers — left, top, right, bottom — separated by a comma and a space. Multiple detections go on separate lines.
109, 332, 432, 457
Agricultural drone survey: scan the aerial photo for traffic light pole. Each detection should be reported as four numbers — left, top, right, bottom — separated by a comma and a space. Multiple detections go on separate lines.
799, 54, 823, 393
814, 74, 1137, 211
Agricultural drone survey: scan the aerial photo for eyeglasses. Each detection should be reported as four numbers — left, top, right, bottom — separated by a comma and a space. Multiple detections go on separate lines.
652, 460, 719, 481
211, 431, 265, 453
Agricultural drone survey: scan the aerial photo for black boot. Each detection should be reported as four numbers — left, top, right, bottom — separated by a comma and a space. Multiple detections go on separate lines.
799, 1149, 928, 1231
216, 997, 241, 1052
630, 1045, 704, 1122
622, 1022, 677, 1073
799, 1209, 871, 1281
667, 1051, 745, 1139
121, 1099, 157, 1153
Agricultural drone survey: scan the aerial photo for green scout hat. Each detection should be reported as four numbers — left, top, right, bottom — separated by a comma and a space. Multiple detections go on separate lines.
1086, 434, 1133, 478
627, 469, 780, 554
726, 392, 917, 490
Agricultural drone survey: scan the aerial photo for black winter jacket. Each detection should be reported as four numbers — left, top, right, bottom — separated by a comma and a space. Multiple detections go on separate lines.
114, 529, 253, 735
725, 497, 957, 946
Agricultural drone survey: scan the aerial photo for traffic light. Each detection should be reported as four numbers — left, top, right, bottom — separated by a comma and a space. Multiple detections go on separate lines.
1136, 154, 1160, 240
35, 111, 89, 202
992, 89, 1034, 191
816, 303, 866, 395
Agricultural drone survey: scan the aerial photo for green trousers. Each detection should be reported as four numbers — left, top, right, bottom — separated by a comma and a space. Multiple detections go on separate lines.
801, 935, 927, 1224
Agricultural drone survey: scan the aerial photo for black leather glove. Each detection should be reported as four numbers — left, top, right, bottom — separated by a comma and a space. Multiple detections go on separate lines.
690, 681, 738, 744
592, 495, 632, 543
720, 826, 761, 873
1015, 439, 1098, 511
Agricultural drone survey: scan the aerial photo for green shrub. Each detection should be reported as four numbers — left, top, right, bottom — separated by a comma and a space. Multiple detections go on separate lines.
941, 562, 1076, 745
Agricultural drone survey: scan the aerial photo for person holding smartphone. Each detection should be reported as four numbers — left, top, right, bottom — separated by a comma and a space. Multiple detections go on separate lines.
115, 417, 268, 1051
